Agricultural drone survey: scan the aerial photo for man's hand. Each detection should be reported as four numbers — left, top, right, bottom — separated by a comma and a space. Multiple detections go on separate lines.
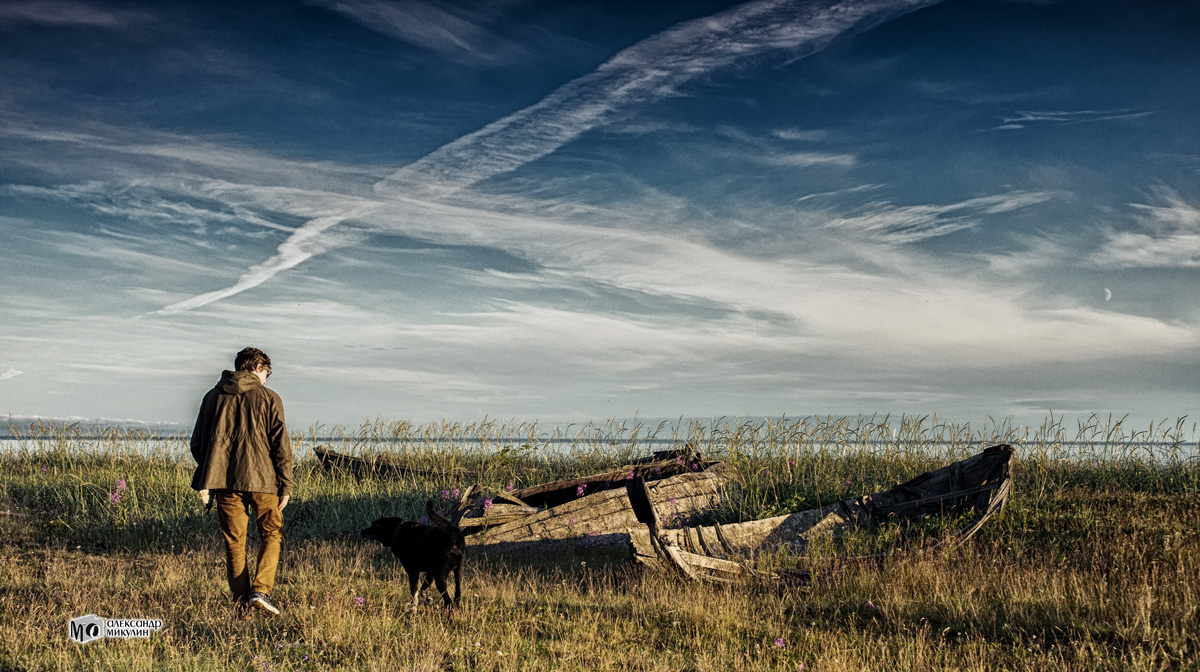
279, 495, 290, 512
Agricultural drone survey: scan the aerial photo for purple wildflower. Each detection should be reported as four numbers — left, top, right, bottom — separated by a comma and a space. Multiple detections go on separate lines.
668, 497, 678, 509
764, 469, 771, 477
41, 466, 48, 473
787, 459, 795, 467
451, 488, 460, 499
568, 515, 576, 526
798, 664, 806, 671
354, 596, 365, 606
690, 461, 699, 471
505, 481, 514, 492
109, 480, 128, 505
675, 455, 684, 465
576, 484, 587, 497
845, 479, 852, 486
441, 489, 450, 501
483, 498, 494, 511
626, 471, 635, 480
419, 515, 429, 524
654, 467, 662, 476
774, 637, 786, 649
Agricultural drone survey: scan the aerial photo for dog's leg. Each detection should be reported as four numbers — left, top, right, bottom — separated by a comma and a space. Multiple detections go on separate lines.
453, 565, 461, 608
433, 574, 453, 614
419, 574, 435, 605
406, 568, 421, 612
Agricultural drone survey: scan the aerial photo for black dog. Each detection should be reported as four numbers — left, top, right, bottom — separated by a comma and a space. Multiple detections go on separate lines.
361, 500, 465, 613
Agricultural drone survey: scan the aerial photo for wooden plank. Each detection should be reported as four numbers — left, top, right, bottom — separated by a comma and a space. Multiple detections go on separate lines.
495, 490, 532, 508
669, 547, 746, 575
662, 543, 701, 581
628, 527, 662, 569
458, 515, 534, 529
457, 502, 539, 519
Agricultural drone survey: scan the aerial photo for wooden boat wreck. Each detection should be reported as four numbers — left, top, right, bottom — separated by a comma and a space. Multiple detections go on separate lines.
313, 445, 464, 479
453, 447, 729, 554
626, 444, 1013, 583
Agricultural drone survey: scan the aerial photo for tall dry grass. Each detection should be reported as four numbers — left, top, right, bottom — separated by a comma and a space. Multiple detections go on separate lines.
1, 414, 1196, 671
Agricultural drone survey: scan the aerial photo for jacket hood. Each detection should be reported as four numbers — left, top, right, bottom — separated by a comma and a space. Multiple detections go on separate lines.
218, 370, 263, 395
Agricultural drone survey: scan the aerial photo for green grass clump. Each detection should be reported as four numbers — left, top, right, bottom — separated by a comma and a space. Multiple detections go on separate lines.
1, 413, 1196, 671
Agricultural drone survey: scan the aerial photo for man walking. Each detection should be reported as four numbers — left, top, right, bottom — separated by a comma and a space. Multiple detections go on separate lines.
191, 347, 293, 616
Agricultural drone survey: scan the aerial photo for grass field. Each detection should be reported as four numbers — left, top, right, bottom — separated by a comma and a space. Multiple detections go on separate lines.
1, 415, 1197, 671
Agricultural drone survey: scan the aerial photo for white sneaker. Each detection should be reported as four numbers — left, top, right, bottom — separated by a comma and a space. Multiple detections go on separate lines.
249, 592, 280, 616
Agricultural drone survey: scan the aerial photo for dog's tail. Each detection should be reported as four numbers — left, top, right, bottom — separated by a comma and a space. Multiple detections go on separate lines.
426, 499, 463, 539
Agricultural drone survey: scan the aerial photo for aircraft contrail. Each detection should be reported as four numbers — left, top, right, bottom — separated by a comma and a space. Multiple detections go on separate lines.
373, 0, 939, 199
161, 0, 941, 313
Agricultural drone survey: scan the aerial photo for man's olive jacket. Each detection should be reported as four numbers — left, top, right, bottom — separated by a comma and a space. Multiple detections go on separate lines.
190, 370, 293, 497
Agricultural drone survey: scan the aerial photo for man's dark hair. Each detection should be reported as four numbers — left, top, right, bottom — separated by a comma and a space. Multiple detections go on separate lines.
235, 347, 272, 373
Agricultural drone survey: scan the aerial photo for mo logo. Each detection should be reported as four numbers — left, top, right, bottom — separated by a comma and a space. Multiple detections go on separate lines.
68, 614, 105, 644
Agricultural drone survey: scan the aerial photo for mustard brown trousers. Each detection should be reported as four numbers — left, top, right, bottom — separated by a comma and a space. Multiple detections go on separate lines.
215, 490, 283, 603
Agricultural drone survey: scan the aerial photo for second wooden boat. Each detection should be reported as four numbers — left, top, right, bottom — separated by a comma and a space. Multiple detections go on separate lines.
627, 444, 1014, 582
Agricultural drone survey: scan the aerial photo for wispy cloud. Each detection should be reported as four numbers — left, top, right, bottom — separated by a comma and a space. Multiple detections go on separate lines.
2, 182, 296, 236
0, 0, 147, 27
772, 128, 833, 142
0, 120, 387, 192
0, 369, 24, 382
71, 363, 208, 377
983, 108, 1154, 131
975, 234, 1068, 276
32, 229, 232, 278
714, 126, 856, 168
159, 0, 940, 312
793, 184, 885, 204
1090, 187, 1200, 269
290, 364, 500, 392
761, 151, 856, 168
374, 0, 938, 199
311, 0, 527, 64
820, 191, 1055, 244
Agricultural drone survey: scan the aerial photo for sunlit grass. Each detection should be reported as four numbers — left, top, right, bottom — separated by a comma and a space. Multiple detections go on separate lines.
1, 414, 1196, 671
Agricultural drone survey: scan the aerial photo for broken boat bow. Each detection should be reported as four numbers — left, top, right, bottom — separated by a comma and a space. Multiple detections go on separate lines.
628, 444, 1014, 583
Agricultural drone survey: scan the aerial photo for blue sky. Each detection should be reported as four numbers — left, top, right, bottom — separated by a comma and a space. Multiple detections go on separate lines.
1, 0, 1197, 430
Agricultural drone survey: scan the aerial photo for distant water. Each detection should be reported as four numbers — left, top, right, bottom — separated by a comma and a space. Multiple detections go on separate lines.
2, 437, 1195, 464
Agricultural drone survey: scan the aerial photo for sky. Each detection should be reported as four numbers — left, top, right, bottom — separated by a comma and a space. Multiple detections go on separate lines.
1, 0, 1198, 431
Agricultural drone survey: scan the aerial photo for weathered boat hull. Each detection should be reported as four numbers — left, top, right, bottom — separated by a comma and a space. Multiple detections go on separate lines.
313, 445, 460, 479
458, 461, 727, 558
629, 444, 1013, 582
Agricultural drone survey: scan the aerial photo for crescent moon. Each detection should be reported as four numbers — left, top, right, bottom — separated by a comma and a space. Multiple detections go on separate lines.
1104, 288, 1112, 301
